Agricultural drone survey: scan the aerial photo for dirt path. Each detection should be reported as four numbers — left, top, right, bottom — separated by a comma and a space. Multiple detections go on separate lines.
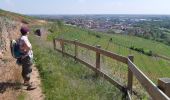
23, 65, 45, 100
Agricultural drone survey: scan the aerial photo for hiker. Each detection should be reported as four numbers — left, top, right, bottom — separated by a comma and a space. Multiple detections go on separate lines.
18, 26, 35, 90
35, 29, 41, 36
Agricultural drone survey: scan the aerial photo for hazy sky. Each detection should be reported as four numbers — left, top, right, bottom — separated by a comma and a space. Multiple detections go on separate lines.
0, 0, 170, 15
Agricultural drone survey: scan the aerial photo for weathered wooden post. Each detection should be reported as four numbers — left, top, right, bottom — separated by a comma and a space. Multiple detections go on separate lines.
74, 39, 78, 61
53, 39, 56, 50
96, 45, 101, 76
127, 55, 134, 95
158, 78, 170, 97
60, 39, 65, 57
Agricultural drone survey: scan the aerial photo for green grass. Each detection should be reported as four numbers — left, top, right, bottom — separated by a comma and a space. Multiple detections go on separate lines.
31, 22, 170, 99
48, 24, 170, 57
30, 35, 122, 100
108, 34, 170, 57
47, 24, 170, 84
17, 92, 27, 100
0, 8, 34, 23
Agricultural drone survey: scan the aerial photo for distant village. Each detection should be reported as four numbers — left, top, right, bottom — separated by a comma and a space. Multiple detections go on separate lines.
35, 15, 170, 45
62, 15, 162, 35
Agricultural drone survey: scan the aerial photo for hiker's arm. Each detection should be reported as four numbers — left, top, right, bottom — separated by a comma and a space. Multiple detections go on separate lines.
24, 39, 32, 50
21, 38, 32, 53
22, 43, 30, 52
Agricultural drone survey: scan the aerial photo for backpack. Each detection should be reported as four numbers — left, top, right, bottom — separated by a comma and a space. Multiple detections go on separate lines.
10, 39, 24, 59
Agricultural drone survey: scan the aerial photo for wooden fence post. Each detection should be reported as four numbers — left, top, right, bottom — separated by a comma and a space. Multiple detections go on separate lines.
96, 45, 101, 76
60, 39, 65, 57
128, 55, 134, 95
53, 39, 56, 50
158, 78, 170, 97
74, 39, 78, 61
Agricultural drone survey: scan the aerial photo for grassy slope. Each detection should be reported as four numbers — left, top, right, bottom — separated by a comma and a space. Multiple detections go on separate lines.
30, 35, 122, 100
0, 9, 41, 25
30, 22, 170, 99
48, 24, 170, 84
109, 34, 170, 57
1, 8, 169, 100
0, 9, 30, 21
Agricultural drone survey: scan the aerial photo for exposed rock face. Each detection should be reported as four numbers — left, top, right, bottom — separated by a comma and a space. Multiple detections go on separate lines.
0, 17, 22, 100
0, 17, 21, 54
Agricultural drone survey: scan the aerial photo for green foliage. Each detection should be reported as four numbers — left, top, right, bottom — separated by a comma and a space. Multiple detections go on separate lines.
30, 35, 122, 100
17, 92, 27, 100
129, 46, 153, 56
32, 22, 170, 99
46, 23, 170, 83
48, 23, 59, 33
133, 21, 170, 45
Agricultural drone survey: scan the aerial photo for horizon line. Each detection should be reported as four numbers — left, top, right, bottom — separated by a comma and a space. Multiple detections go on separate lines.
2, 8, 170, 16
27, 13, 170, 16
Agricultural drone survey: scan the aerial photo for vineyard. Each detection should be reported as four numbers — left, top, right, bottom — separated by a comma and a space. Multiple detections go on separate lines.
44, 22, 170, 99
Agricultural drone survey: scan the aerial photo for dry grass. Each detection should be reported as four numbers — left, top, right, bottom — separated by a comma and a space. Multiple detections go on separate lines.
0, 16, 24, 100
0, 9, 47, 100
0, 56, 22, 100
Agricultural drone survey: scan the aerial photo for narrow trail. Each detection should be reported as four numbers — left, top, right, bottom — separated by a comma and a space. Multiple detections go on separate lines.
22, 65, 44, 100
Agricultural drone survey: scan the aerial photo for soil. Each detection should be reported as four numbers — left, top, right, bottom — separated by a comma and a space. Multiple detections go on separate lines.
22, 65, 45, 100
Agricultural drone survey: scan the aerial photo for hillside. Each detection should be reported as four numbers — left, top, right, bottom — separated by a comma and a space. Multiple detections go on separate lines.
0, 12, 23, 99
0, 9, 124, 100
0, 9, 47, 25
51, 24, 170, 81
0, 9, 46, 100
46, 22, 170, 98
28, 20, 170, 99
30, 34, 123, 100
1, 8, 170, 99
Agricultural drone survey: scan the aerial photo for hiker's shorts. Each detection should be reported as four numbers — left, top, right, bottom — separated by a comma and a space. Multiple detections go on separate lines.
20, 56, 33, 81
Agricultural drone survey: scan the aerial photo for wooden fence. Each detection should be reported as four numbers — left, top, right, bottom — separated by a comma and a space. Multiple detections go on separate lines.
53, 38, 170, 100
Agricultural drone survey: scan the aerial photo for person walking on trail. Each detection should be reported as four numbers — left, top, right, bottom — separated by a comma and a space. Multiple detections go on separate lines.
19, 26, 35, 90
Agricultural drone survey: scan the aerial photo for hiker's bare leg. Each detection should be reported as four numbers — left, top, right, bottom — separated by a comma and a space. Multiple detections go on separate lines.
21, 56, 32, 86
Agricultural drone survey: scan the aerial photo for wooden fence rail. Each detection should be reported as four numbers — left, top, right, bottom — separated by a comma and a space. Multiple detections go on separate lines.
53, 38, 170, 100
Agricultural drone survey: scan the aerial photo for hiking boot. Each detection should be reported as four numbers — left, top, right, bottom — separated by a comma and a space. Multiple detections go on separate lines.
23, 81, 32, 86
27, 83, 36, 90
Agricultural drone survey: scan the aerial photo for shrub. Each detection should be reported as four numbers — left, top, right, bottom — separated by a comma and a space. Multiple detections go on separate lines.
145, 50, 153, 56
129, 46, 134, 50
48, 29, 54, 33
129, 46, 153, 56
109, 38, 112, 42
21, 20, 29, 24
96, 34, 101, 38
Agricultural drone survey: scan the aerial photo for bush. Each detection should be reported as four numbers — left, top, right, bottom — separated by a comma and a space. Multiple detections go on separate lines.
48, 29, 54, 33
21, 20, 29, 24
109, 38, 112, 42
134, 48, 144, 54
96, 34, 101, 38
129, 46, 134, 50
145, 50, 153, 56
129, 46, 153, 56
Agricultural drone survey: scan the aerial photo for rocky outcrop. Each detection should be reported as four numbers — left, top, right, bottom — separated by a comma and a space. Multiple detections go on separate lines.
0, 17, 22, 100
0, 17, 21, 54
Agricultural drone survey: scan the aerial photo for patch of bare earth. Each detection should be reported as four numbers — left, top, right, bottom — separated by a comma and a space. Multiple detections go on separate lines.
0, 17, 22, 100
0, 56, 22, 100
22, 65, 45, 100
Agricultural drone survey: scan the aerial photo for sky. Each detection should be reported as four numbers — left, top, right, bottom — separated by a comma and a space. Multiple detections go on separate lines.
0, 0, 170, 15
